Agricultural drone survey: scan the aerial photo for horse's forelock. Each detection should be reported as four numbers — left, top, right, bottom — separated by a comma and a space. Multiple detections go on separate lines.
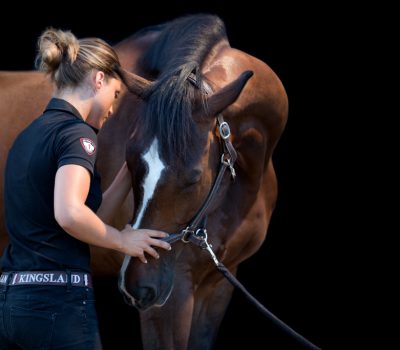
138, 14, 227, 166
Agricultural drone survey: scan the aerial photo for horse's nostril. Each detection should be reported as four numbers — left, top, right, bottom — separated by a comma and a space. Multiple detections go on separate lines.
132, 286, 156, 305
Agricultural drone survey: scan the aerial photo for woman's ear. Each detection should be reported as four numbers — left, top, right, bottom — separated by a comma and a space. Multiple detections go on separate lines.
94, 71, 105, 90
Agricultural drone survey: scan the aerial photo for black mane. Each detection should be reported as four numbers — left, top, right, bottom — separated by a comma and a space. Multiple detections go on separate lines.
138, 14, 227, 164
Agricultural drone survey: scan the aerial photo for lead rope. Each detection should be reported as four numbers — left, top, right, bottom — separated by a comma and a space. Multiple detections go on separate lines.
192, 228, 321, 350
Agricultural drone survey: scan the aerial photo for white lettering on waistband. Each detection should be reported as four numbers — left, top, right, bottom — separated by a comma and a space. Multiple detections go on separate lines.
71, 274, 81, 283
56, 274, 65, 283
0, 274, 8, 283
2, 272, 89, 286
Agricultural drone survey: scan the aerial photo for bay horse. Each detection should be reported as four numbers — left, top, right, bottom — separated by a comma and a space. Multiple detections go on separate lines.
113, 15, 288, 349
0, 14, 288, 349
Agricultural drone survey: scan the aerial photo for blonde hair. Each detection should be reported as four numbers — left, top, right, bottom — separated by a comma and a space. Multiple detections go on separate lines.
35, 28, 120, 89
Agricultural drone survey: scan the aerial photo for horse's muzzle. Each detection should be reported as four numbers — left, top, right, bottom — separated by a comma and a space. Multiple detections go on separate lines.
129, 285, 157, 310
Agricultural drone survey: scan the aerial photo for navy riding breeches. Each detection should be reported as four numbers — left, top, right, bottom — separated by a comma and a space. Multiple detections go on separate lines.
0, 284, 102, 349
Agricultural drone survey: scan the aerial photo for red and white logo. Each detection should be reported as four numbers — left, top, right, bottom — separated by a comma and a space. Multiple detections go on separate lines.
80, 138, 96, 155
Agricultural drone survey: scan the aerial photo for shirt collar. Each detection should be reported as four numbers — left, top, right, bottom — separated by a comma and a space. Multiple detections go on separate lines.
45, 98, 84, 120
44, 98, 99, 134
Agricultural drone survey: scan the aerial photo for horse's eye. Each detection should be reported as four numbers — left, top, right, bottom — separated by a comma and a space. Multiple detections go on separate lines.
185, 169, 202, 186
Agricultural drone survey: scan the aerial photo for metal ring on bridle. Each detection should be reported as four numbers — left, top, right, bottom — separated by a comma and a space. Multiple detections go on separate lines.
219, 121, 231, 140
221, 153, 232, 166
181, 227, 193, 243
195, 228, 208, 240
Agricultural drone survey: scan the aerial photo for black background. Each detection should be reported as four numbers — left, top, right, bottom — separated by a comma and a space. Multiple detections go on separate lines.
0, 2, 364, 349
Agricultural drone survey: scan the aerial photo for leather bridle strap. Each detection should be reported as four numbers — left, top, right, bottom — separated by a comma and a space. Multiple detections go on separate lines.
160, 75, 236, 244
181, 113, 236, 241
160, 113, 236, 246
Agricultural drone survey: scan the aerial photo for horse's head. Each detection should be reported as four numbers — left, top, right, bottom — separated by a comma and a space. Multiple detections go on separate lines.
116, 66, 253, 310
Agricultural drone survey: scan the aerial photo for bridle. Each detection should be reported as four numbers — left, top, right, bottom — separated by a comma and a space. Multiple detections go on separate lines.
163, 112, 236, 252
161, 73, 237, 248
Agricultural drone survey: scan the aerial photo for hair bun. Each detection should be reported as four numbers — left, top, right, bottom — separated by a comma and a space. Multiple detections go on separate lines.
35, 28, 80, 74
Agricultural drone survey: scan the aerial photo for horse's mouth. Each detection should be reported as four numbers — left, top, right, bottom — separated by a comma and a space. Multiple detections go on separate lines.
122, 285, 157, 310
127, 282, 174, 310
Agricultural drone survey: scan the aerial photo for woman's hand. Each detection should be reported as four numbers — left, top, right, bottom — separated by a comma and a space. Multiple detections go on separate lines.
119, 225, 171, 263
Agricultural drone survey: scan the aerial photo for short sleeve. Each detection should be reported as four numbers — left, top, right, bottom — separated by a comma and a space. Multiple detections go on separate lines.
54, 122, 98, 176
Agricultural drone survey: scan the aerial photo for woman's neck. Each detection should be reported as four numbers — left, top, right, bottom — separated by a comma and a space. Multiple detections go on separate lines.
54, 86, 94, 121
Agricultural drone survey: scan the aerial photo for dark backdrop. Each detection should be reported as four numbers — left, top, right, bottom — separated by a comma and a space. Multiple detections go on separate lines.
0, 2, 356, 349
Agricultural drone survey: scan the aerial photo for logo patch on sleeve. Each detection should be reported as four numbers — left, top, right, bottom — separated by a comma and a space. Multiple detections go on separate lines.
80, 138, 96, 155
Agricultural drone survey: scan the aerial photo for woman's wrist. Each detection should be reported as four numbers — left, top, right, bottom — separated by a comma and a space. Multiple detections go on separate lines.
106, 224, 124, 253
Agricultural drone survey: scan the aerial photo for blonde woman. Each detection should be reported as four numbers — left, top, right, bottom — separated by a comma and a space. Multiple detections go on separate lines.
0, 28, 170, 349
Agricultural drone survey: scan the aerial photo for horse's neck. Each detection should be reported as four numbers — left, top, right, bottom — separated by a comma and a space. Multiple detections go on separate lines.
114, 32, 160, 75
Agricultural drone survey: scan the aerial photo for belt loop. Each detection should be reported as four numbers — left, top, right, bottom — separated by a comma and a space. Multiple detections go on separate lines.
4, 273, 11, 292
66, 270, 72, 292
84, 273, 89, 287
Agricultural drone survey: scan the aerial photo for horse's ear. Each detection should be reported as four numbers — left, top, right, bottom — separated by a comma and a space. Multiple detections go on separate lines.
115, 66, 152, 99
206, 70, 253, 117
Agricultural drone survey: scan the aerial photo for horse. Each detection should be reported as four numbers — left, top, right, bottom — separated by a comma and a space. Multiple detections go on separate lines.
112, 15, 288, 349
0, 14, 288, 349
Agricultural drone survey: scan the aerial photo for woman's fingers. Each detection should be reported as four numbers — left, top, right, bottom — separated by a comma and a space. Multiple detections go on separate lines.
121, 227, 172, 259
148, 238, 171, 251
147, 230, 169, 238
143, 246, 160, 260
137, 253, 147, 264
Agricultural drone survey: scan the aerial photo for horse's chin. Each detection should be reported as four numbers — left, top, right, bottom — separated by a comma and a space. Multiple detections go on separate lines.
132, 285, 173, 311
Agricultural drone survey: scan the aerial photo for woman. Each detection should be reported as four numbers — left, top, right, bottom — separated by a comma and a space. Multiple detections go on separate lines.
0, 28, 170, 349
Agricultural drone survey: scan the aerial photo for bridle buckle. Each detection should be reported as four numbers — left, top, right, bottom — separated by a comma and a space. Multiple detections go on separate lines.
219, 121, 231, 140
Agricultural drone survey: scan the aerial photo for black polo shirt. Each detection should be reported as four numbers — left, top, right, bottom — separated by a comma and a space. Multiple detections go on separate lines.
1, 98, 102, 273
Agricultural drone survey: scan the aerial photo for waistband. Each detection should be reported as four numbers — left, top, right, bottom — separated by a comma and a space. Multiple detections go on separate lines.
0, 271, 92, 288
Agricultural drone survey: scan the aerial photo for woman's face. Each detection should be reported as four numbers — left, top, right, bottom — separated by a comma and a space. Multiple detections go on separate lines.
87, 74, 121, 130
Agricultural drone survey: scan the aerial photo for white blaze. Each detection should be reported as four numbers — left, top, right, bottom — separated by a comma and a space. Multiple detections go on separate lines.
119, 139, 165, 303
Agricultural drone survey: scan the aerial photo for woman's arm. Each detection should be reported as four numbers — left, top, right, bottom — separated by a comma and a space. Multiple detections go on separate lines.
96, 161, 131, 224
54, 164, 170, 263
